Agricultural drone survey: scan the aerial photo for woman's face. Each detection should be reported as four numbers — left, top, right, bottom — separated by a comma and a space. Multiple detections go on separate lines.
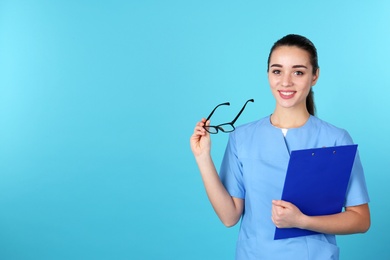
268, 46, 319, 112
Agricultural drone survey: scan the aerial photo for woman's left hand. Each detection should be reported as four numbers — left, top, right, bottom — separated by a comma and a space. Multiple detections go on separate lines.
271, 200, 305, 229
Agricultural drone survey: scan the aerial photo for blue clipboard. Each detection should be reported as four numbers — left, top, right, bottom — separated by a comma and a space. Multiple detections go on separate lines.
274, 144, 358, 240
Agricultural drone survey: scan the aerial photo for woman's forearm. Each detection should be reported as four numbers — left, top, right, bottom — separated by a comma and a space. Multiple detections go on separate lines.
195, 154, 243, 227
299, 204, 370, 235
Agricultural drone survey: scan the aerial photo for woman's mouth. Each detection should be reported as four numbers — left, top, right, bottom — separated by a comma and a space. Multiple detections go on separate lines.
279, 91, 296, 99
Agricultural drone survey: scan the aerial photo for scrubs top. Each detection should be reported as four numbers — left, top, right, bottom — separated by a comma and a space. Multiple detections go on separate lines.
220, 115, 370, 260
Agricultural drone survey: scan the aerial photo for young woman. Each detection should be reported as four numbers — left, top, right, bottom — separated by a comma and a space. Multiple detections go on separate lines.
190, 34, 370, 259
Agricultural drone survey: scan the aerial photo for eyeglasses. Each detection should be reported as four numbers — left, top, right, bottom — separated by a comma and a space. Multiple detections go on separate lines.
203, 99, 254, 134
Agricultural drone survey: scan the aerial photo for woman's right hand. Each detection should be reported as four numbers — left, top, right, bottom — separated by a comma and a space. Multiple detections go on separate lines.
190, 118, 211, 158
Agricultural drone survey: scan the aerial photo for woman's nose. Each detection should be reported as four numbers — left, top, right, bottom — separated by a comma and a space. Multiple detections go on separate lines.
281, 73, 292, 87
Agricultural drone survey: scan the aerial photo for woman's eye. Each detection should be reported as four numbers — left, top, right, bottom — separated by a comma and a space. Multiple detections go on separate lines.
272, 70, 281, 75
294, 71, 304, 76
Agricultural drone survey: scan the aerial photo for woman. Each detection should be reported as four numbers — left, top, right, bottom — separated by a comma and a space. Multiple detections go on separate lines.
190, 34, 370, 259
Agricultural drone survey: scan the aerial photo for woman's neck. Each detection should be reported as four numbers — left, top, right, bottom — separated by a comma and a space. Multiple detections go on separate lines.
270, 109, 310, 129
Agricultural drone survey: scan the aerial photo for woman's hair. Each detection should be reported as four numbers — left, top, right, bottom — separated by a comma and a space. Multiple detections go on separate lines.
267, 34, 319, 116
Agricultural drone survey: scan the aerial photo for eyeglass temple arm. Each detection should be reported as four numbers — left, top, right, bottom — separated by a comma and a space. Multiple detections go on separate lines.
230, 99, 254, 125
205, 102, 230, 121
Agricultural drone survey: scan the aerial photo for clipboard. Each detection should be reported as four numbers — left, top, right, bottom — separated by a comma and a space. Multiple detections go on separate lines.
274, 144, 358, 240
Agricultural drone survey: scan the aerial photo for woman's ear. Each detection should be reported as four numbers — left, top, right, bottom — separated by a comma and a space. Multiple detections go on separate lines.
312, 68, 320, 86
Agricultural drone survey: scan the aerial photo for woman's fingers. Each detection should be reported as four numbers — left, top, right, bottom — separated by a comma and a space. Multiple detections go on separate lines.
193, 119, 209, 135
190, 119, 212, 156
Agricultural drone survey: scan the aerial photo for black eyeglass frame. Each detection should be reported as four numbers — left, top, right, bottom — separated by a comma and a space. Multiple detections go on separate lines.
203, 99, 254, 134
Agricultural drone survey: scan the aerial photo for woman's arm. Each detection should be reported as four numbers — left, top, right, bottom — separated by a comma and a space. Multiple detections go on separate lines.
190, 119, 244, 227
271, 200, 370, 234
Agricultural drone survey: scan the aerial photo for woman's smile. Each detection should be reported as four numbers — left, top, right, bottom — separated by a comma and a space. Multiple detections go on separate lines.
279, 91, 296, 99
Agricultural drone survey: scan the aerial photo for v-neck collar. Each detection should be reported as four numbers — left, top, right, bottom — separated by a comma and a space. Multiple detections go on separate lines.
267, 115, 313, 156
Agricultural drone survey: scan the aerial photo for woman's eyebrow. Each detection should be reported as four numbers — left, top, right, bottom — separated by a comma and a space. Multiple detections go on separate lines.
292, 65, 308, 69
270, 64, 308, 69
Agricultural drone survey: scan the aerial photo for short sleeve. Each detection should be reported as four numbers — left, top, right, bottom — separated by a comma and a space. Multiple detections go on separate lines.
337, 131, 370, 207
219, 132, 245, 199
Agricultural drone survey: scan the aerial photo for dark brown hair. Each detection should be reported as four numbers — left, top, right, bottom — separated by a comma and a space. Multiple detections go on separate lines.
267, 34, 319, 116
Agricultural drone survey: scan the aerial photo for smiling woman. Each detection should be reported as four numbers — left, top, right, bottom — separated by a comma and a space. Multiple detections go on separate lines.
1, 0, 387, 258
267, 34, 319, 119
190, 34, 370, 260
268, 45, 319, 129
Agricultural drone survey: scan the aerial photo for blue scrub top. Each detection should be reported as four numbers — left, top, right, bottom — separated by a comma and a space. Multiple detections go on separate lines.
219, 115, 370, 260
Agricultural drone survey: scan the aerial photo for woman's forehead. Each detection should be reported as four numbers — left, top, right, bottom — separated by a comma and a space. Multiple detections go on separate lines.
269, 46, 311, 67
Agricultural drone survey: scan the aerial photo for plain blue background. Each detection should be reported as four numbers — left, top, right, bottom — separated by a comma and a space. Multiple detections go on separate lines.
0, 1, 389, 259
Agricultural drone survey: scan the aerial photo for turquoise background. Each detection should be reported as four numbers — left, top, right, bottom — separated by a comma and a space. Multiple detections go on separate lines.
0, 1, 388, 259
